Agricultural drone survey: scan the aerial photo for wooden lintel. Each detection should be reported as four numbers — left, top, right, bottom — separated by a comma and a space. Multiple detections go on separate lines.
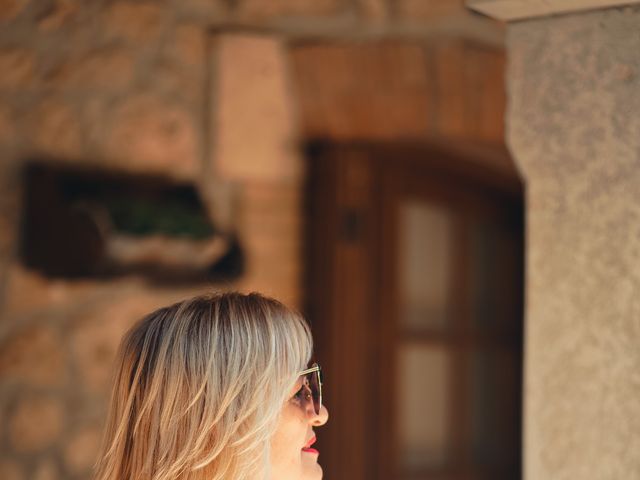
467, 0, 640, 21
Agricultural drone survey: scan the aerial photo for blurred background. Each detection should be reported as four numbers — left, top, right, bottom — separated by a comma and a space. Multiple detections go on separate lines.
0, 1, 525, 479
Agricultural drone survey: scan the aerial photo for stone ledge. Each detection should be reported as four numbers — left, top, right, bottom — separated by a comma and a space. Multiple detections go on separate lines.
467, 0, 640, 21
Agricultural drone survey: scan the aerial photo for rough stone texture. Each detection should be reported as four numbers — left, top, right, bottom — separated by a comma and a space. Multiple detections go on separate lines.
0, 49, 36, 89
69, 291, 175, 394
212, 34, 302, 183
33, 460, 59, 480
235, 182, 303, 309
167, 24, 206, 67
507, 7, 640, 480
357, 0, 389, 21
102, 1, 166, 44
0, 324, 67, 386
45, 47, 135, 91
103, 93, 199, 179
0, 460, 24, 480
8, 396, 64, 452
28, 98, 83, 158
63, 425, 101, 475
396, 0, 466, 19
0, 0, 26, 23
0, 103, 15, 145
2, 265, 99, 316
37, 0, 80, 32
238, 0, 342, 20
171, 0, 228, 22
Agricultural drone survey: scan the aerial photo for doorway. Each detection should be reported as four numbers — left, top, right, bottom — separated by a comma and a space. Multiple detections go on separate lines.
306, 142, 523, 480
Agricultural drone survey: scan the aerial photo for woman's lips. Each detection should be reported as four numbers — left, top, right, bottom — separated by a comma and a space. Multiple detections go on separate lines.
302, 436, 318, 454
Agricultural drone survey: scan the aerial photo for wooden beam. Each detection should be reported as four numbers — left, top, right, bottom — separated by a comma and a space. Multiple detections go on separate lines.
467, 0, 640, 21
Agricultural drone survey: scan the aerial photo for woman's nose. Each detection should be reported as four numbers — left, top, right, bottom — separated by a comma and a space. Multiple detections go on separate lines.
310, 404, 329, 427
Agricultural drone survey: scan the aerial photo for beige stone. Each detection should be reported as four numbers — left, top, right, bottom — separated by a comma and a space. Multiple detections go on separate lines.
212, 34, 302, 183
235, 182, 303, 308
46, 47, 135, 91
37, 0, 80, 31
3, 265, 98, 316
0, 0, 26, 22
104, 94, 199, 179
150, 61, 203, 105
0, 104, 15, 144
63, 425, 101, 475
174, 0, 228, 21
102, 1, 165, 44
0, 49, 35, 89
469, 0, 640, 22
70, 292, 168, 393
238, 0, 341, 19
9, 396, 64, 452
397, 0, 467, 19
33, 460, 59, 480
167, 24, 206, 68
0, 460, 24, 480
508, 8, 640, 479
29, 98, 82, 158
0, 325, 66, 386
357, 0, 389, 21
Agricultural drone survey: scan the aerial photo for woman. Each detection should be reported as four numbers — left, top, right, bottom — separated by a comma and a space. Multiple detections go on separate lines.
94, 292, 329, 480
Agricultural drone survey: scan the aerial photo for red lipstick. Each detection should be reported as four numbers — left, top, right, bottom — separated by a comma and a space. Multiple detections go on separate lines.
302, 436, 319, 454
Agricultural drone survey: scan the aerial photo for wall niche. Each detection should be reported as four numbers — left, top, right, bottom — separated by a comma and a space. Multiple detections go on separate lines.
19, 162, 243, 284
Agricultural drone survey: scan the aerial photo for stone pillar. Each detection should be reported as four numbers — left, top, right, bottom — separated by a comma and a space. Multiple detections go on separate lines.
507, 6, 640, 479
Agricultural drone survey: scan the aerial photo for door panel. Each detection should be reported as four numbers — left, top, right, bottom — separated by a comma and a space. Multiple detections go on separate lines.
306, 142, 523, 480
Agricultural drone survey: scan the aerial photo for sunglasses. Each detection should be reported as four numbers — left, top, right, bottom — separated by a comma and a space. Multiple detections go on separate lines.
298, 363, 323, 415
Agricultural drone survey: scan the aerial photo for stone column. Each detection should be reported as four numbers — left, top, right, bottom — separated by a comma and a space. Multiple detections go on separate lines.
506, 6, 640, 479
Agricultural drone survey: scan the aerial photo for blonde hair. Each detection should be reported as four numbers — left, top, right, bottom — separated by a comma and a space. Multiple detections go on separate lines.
94, 292, 313, 480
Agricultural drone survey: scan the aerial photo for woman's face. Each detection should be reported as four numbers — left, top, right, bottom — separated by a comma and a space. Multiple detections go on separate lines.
270, 376, 329, 480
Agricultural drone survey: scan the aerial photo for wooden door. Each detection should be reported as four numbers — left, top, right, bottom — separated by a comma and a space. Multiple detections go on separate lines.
306, 142, 523, 480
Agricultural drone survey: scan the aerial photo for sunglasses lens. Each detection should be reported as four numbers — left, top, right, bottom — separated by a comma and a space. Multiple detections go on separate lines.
307, 368, 322, 415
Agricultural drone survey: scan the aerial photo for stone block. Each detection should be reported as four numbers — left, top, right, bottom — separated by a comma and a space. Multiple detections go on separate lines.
0, 325, 67, 386
172, 0, 228, 23
166, 24, 206, 68
45, 47, 135, 91
8, 396, 64, 452
33, 460, 59, 480
212, 34, 302, 183
0, 49, 35, 89
150, 60, 203, 105
0, 103, 15, 145
0, 460, 24, 480
396, 0, 466, 20
290, 42, 431, 140
103, 93, 199, 179
70, 292, 170, 393
37, 0, 80, 31
63, 425, 101, 475
238, 0, 342, 20
357, 0, 389, 22
28, 98, 83, 158
3, 265, 99, 316
0, 0, 27, 23
102, 1, 165, 44
235, 182, 303, 308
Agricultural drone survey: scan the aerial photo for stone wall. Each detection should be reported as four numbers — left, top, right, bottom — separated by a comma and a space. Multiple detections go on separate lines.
507, 6, 640, 479
0, 1, 505, 479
